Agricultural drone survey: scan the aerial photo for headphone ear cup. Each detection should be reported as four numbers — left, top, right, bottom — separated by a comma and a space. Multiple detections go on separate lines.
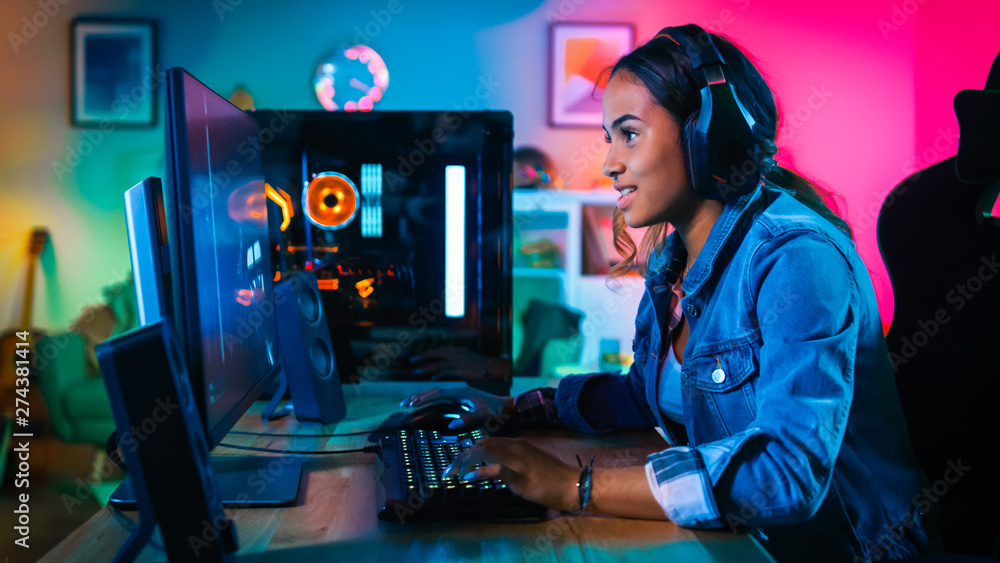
681, 111, 704, 197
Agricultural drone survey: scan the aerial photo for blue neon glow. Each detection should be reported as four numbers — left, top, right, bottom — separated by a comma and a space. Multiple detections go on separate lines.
445, 165, 465, 318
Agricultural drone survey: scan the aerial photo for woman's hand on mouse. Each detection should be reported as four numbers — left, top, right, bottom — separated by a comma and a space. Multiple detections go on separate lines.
399, 387, 515, 431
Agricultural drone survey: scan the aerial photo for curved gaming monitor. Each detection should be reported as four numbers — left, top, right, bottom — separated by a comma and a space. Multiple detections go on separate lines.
114, 68, 299, 507
163, 68, 282, 448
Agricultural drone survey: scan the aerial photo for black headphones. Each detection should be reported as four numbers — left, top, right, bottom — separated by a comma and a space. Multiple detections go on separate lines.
655, 25, 763, 201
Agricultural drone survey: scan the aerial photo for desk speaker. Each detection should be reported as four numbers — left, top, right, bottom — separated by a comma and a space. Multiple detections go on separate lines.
275, 271, 346, 424
97, 320, 237, 562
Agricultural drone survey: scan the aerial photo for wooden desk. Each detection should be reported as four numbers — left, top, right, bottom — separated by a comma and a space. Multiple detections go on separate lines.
41, 381, 774, 562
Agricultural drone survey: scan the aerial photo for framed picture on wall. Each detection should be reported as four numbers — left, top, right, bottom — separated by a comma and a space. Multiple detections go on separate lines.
549, 22, 634, 127
71, 18, 157, 127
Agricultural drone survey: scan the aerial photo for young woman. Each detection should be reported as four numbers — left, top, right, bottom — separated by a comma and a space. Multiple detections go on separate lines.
404, 25, 930, 562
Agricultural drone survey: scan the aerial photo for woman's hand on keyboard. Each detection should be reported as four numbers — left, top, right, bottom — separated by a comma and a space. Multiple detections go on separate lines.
399, 386, 515, 431
442, 437, 579, 513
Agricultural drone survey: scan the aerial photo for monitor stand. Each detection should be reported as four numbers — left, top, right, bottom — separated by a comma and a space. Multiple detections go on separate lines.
107, 455, 303, 508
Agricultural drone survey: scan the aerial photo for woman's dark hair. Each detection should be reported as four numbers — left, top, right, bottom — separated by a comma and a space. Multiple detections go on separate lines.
606, 29, 852, 279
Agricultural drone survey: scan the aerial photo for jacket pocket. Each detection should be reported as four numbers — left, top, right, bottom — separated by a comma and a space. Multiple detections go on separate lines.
681, 341, 759, 441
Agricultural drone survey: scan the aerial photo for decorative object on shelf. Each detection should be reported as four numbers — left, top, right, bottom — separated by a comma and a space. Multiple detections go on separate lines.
71, 18, 157, 127
513, 146, 563, 189
314, 45, 389, 111
514, 298, 583, 376
519, 239, 562, 269
549, 22, 633, 127
229, 86, 255, 110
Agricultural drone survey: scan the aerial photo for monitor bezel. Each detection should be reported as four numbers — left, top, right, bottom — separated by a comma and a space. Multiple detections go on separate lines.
124, 176, 171, 327
163, 67, 282, 448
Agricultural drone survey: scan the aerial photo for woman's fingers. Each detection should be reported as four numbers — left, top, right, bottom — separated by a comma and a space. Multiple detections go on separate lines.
443, 439, 493, 478
398, 386, 443, 407
446, 408, 476, 430
440, 438, 579, 512
400, 387, 511, 432
442, 438, 516, 479
462, 463, 503, 482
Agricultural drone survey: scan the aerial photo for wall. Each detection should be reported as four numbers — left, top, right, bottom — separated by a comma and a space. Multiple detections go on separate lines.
1, 0, 997, 332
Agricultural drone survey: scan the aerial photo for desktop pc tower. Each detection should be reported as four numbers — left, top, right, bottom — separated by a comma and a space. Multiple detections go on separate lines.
253, 109, 514, 395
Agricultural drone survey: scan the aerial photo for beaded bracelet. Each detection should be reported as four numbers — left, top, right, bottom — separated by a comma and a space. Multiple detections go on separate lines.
562, 454, 595, 516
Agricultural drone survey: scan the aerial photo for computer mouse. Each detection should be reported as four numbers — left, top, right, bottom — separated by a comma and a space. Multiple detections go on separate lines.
399, 400, 471, 432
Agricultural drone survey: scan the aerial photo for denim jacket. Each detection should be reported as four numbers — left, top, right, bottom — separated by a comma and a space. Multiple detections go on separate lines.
554, 186, 930, 562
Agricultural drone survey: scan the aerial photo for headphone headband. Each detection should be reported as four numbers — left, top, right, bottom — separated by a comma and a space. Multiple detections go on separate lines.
652, 24, 762, 200
655, 24, 725, 72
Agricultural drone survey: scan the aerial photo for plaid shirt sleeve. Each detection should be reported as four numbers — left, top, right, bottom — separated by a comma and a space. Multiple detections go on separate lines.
506, 387, 561, 430
643, 419, 763, 527
645, 449, 721, 527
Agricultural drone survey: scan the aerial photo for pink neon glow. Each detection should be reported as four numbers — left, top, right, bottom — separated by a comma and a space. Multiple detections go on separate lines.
314, 44, 389, 112
538, 0, 1000, 331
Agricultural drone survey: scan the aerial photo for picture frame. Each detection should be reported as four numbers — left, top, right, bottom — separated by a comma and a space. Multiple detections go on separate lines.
71, 18, 157, 127
549, 22, 634, 127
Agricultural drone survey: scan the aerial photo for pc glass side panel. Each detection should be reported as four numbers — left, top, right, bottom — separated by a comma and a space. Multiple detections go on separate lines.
250, 110, 513, 391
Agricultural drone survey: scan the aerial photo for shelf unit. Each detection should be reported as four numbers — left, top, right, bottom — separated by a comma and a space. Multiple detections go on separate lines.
512, 189, 645, 373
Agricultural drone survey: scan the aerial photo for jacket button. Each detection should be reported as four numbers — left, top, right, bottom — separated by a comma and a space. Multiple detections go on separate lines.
685, 304, 699, 317
712, 368, 727, 383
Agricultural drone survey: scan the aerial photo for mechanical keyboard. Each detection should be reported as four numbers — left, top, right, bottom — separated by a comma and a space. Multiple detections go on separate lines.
375, 428, 547, 522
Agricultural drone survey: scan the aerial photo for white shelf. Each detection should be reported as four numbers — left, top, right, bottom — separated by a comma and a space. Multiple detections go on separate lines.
513, 189, 642, 371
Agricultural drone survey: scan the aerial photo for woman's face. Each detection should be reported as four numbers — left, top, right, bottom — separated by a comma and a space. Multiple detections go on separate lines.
602, 71, 700, 229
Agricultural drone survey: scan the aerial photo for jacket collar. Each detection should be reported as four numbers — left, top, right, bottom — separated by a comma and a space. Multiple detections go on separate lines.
647, 185, 764, 294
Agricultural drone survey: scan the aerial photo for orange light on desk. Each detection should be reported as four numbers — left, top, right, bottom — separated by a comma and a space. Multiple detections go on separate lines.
265, 183, 293, 231
303, 172, 358, 230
